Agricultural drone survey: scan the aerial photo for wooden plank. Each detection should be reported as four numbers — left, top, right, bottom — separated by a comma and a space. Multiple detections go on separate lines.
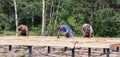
0, 36, 75, 48
75, 42, 119, 48
0, 36, 120, 48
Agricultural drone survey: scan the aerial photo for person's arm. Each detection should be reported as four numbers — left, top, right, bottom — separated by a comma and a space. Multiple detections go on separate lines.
26, 27, 29, 36
16, 25, 22, 33
82, 27, 85, 37
89, 32, 92, 38
57, 30, 60, 38
89, 26, 93, 38
63, 28, 69, 35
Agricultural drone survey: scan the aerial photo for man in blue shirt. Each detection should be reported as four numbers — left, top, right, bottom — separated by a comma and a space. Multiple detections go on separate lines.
57, 25, 73, 38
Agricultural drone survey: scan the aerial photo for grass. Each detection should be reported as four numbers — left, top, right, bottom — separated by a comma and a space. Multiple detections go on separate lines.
0, 27, 41, 36
20, 54, 26, 57
1, 30, 120, 38
29, 30, 40, 36
0, 31, 15, 36
0, 30, 40, 36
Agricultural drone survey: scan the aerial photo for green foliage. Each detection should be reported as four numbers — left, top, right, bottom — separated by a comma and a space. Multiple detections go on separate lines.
2, 31, 15, 36
93, 8, 120, 37
29, 27, 41, 36
0, 0, 120, 37
67, 17, 76, 27
0, 13, 9, 30
20, 54, 26, 57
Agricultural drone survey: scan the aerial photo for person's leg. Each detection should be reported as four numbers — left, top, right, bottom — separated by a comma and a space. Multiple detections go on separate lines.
66, 33, 73, 38
70, 33, 73, 38
64, 33, 73, 51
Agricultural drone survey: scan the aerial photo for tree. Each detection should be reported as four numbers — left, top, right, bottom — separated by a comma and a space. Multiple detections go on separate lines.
41, 0, 46, 36
0, 0, 120, 37
13, 0, 18, 36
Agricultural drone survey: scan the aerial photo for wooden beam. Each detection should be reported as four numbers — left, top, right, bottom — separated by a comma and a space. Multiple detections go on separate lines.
28, 46, 32, 57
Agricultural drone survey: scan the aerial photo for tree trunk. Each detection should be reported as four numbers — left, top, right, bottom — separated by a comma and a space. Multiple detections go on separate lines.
54, 0, 60, 29
90, 0, 94, 19
14, 0, 18, 36
31, 11, 34, 27
41, 0, 46, 36
48, 0, 53, 36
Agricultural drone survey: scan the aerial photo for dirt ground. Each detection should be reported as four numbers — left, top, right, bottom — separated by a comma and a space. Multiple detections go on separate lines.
0, 45, 120, 57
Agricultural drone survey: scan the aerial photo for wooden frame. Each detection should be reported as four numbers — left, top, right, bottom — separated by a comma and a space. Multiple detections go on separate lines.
0, 36, 120, 57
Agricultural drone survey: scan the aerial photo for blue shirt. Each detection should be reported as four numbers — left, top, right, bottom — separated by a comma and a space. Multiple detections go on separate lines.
61, 25, 73, 34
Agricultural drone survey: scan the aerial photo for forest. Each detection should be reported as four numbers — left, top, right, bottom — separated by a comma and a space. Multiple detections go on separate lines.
0, 0, 120, 37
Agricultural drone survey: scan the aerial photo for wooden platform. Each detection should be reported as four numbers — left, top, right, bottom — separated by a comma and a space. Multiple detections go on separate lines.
0, 36, 75, 48
0, 36, 120, 57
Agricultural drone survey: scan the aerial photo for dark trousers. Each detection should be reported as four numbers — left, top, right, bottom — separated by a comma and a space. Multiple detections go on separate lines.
21, 30, 27, 36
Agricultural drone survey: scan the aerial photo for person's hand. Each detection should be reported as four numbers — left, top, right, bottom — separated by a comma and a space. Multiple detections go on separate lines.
63, 32, 66, 35
57, 36, 60, 38
83, 33, 85, 37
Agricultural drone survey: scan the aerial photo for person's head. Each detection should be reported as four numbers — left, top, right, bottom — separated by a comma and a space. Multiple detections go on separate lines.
56, 25, 61, 31
87, 24, 90, 28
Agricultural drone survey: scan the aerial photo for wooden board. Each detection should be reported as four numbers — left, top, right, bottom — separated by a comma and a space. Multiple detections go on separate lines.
0, 36, 75, 48
0, 36, 120, 49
